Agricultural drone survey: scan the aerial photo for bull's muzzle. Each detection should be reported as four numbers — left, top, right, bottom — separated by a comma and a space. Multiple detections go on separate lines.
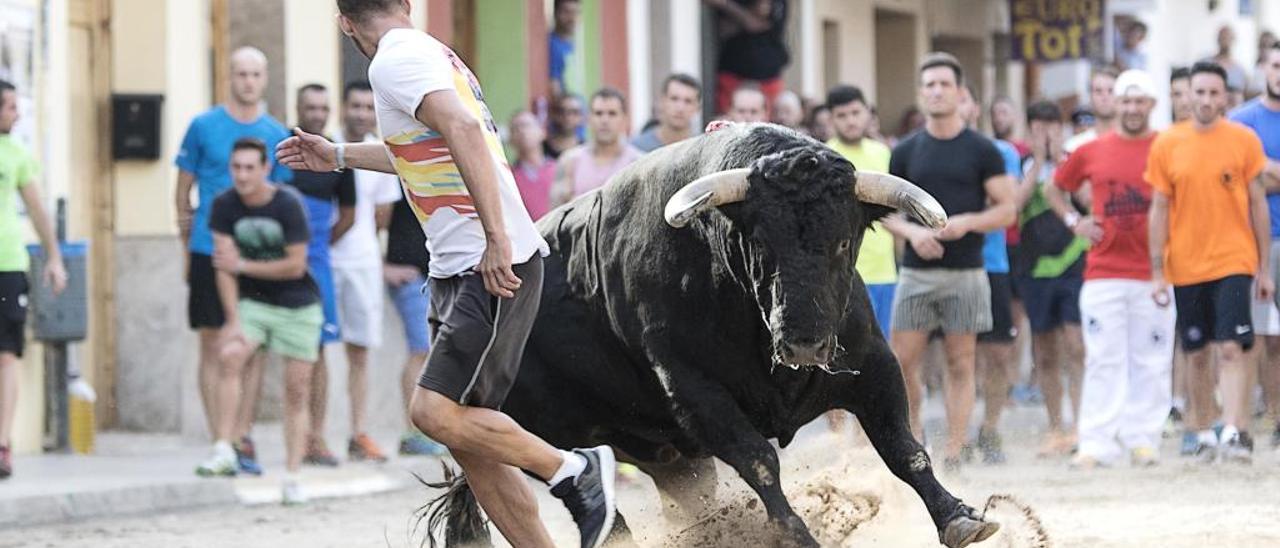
781, 337, 834, 366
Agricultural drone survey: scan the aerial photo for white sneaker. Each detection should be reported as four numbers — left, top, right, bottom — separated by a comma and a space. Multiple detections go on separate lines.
282, 479, 308, 506
195, 446, 237, 477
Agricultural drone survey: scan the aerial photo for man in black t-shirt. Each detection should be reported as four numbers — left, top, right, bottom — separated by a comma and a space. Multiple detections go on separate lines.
882, 53, 1017, 471
383, 195, 446, 456
706, 0, 789, 113
197, 138, 320, 507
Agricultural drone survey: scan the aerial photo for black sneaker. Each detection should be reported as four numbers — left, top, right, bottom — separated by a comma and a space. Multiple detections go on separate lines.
550, 446, 617, 548
1221, 433, 1253, 464
0, 444, 11, 479
942, 456, 963, 473
1193, 441, 1218, 464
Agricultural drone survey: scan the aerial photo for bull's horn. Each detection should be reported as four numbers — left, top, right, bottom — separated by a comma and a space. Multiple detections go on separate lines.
664, 168, 751, 228
854, 171, 948, 229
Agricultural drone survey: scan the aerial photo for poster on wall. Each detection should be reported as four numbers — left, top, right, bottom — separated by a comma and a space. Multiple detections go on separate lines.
0, 2, 37, 149
1010, 0, 1107, 63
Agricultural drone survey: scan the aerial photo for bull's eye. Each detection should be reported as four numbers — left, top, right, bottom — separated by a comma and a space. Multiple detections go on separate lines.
836, 239, 851, 253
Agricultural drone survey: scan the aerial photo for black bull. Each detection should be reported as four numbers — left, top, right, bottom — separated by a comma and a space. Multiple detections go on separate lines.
429, 124, 999, 547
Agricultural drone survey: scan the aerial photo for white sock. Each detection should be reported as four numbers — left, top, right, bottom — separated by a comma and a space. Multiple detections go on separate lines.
1220, 425, 1240, 443
1198, 429, 1219, 446
284, 471, 301, 485
214, 440, 235, 459
546, 451, 587, 486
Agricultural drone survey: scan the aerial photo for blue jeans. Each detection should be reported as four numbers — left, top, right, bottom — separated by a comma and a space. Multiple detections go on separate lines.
389, 273, 431, 354
866, 283, 896, 339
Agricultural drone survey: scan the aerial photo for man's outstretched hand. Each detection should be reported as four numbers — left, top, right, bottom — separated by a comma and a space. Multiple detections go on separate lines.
277, 127, 338, 172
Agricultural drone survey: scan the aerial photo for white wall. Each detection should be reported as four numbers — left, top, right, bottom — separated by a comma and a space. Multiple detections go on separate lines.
628, 0, 652, 132
669, 0, 702, 77
284, 0, 342, 136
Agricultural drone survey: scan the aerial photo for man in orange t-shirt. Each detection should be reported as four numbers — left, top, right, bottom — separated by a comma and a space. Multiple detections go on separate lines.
1146, 62, 1271, 464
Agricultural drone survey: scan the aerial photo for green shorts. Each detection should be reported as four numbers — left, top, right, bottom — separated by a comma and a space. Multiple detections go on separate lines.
239, 300, 323, 362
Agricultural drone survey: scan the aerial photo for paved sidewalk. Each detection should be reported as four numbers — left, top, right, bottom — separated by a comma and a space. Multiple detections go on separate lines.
0, 427, 441, 529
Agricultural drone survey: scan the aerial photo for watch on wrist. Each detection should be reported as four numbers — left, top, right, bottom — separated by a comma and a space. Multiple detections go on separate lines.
1063, 212, 1080, 229
334, 144, 347, 171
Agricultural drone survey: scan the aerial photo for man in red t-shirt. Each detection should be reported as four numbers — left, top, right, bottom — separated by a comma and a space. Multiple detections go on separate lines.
1047, 70, 1175, 468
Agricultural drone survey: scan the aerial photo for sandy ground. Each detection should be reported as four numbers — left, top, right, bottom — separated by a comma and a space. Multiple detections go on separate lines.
9, 405, 1280, 548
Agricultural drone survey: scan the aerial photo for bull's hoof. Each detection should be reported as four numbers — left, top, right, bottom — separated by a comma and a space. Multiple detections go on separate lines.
941, 514, 1000, 548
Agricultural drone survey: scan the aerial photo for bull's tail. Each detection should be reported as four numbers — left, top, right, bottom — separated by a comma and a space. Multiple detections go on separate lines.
412, 463, 492, 548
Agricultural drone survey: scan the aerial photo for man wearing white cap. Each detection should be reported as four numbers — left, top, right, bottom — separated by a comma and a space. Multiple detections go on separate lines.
1046, 69, 1175, 468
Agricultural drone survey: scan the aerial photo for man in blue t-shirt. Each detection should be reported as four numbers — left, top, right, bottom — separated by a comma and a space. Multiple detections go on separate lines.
963, 86, 1021, 465
1229, 44, 1280, 448
548, 0, 580, 97
175, 47, 290, 474
288, 84, 360, 468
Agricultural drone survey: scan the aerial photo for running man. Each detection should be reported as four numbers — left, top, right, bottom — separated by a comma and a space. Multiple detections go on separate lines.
0, 79, 68, 479
1148, 61, 1271, 464
278, 2, 616, 546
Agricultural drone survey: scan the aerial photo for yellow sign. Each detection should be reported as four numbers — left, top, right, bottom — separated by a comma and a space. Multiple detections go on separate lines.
1010, 0, 1105, 62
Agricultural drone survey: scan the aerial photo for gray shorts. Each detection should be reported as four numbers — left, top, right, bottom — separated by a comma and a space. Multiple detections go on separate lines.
418, 256, 543, 409
891, 267, 993, 334
1271, 240, 1280, 312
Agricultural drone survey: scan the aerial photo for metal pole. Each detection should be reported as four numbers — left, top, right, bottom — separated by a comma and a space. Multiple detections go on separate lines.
43, 342, 69, 453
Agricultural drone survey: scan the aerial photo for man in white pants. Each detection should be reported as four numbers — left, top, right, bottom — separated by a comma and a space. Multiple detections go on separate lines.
330, 81, 405, 461
1046, 70, 1175, 468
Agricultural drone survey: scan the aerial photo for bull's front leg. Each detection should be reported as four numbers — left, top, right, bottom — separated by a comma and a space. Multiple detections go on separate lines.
839, 350, 999, 548
656, 364, 818, 548
635, 455, 718, 526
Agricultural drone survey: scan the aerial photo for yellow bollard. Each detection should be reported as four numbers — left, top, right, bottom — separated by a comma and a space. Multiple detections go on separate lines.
69, 378, 96, 454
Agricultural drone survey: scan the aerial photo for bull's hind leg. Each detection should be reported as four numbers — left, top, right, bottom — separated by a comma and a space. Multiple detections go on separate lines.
838, 367, 999, 548
637, 455, 718, 526
658, 367, 818, 548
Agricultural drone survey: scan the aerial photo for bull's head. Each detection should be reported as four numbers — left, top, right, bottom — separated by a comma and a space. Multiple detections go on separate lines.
663, 146, 945, 368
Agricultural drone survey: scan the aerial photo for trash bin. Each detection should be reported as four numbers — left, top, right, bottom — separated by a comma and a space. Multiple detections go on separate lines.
27, 241, 88, 452
26, 241, 88, 342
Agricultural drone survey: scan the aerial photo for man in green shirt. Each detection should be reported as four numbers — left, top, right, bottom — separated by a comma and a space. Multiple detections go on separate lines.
824, 85, 893, 433
0, 80, 68, 479
1015, 100, 1089, 458
825, 85, 895, 336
